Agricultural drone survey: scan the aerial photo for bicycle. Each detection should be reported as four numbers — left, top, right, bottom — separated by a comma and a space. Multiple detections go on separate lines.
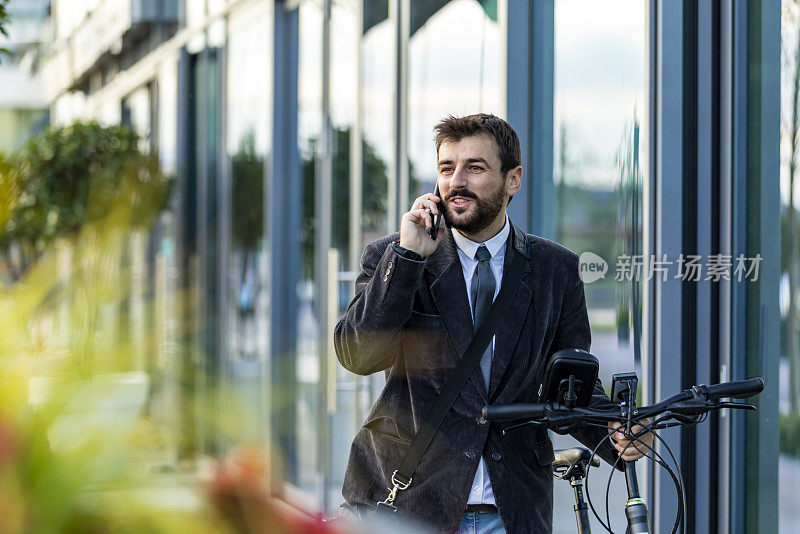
483, 372, 764, 534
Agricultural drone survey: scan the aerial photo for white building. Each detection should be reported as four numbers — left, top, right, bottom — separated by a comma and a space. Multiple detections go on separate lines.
0, 0, 49, 151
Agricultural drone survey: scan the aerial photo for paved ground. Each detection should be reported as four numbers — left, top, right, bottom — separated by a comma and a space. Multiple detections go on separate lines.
780, 454, 800, 532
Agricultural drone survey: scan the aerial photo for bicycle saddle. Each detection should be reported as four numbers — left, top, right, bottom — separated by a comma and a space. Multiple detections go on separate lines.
553, 447, 601, 469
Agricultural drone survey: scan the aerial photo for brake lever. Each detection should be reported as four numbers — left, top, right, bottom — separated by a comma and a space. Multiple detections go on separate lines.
502, 420, 546, 435
712, 402, 756, 412
665, 412, 701, 426
668, 397, 709, 416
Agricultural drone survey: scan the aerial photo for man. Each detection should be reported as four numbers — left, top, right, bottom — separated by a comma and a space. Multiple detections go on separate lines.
335, 114, 651, 533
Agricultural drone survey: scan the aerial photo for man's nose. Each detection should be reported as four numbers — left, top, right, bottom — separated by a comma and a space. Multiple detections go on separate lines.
450, 165, 469, 188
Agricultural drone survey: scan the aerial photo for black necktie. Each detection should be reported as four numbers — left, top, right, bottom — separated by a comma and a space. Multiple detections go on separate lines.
471, 245, 495, 392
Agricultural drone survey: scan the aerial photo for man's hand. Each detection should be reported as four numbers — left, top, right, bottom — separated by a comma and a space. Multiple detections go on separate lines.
399, 193, 445, 258
607, 419, 654, 462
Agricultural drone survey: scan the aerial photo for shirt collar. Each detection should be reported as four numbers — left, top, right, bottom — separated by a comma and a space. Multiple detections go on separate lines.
451, 215, 510, 261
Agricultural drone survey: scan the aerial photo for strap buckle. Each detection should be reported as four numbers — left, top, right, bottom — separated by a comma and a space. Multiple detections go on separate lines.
376, 470, 412, 512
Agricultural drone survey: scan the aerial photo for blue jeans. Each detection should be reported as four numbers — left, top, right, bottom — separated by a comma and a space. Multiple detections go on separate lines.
456, 512, 506, 534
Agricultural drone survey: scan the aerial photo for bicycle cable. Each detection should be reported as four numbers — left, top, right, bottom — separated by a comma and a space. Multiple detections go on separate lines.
582, 420, 684, 534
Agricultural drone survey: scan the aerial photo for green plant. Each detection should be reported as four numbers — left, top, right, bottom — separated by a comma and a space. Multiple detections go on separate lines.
0, 0, 10, 61
300, 127, 391, 277
231, 131, 264, 254
780, 412, 800, 457
0, 122, 173, 281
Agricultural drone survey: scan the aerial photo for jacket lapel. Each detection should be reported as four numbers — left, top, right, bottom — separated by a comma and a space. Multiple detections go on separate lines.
427, 223, 535, 401
426, 229, 488, 398
488, 224, 534, 400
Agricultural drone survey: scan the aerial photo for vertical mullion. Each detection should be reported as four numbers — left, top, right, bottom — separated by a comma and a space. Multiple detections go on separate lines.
316, 0, 333, 508
653, 2, 685, 530
745, 0, 780, 531
271, 0, 300, 491
396, 0, 409, 223
350, 0, 365, 435
388, 0, 403, 230
644, 0, 658, 513
695, 2, 714, 532
680, 2, 698, 530
196, 49, 211, 454
709, 1, 723, 529
504, 0, 531, 230
217, 37, 231, 454
717, 0, 734, 530
529, 0, 554, 238
729, 1, 748, 531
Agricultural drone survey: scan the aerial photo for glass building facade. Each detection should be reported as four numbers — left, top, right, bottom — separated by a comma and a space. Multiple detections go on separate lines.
0, 0, 49, 152
40, 0, 781, 531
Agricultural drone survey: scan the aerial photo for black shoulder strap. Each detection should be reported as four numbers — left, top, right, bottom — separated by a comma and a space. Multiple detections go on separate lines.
378, 249, 527, 511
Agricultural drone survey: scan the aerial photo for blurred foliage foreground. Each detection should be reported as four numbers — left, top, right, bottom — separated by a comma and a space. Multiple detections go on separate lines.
0, 123, 336, 533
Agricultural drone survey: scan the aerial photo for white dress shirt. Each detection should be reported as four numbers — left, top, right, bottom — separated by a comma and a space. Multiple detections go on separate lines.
451, 216, 510, 506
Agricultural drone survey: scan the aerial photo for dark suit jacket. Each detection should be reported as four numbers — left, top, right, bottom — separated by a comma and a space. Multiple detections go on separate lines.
335, 222, 619, 533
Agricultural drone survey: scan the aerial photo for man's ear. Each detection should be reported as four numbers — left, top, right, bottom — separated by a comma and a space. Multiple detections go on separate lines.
505, 166, 523, 198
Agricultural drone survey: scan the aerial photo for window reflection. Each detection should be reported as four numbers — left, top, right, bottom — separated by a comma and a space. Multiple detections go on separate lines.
296, 0, 323, 495
408, 0, 502, 197
553, 1, 646, 531
779, 1, 800, 529
361, 0, 392, 247
327, 0, 359, 506
330, 0, 357, 271
554, 0, 646, 380
226, 2, 271, 445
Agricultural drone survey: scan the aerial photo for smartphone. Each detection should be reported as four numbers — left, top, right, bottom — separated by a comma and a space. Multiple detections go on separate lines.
537, 349, 599, 407
427, 183, 442, 240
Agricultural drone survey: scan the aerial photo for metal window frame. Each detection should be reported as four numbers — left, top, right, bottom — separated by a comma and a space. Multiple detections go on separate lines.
741, 1, 779, 531
271, 0, 300, 489
388, 0, 409, 231
649, 3, 686, 531
648, 1, 779, 532
505, 0, 554, 237
694, 2, 721, 531
314, 0, 334, 510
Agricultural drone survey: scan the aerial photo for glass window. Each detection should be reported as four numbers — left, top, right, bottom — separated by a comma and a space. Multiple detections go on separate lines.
360, 0, 392, 249
552, 1, 647, 531
780, 1, 800, 530
150, 56, 181, 469
121, 84, 154, 147
329, 0, 357, 272
175, 47, 222, 458
408, 0, 503, 199
185, 0, 207, 28
120, 83, 156, 372
358, 0, 393, 431
326, 0, 360, 507
158, 59, 179, 175
226, 0, 271, 446
295, 0, 324, 497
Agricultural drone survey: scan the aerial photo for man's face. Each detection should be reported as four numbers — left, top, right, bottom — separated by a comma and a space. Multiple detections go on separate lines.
436, 135, 513, 235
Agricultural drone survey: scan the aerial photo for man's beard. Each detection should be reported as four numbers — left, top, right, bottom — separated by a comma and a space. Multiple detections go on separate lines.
442, 184, 506, 235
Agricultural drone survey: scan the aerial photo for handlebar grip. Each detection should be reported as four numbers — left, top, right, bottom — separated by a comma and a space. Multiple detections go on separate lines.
704, 377, 764, 400
482, 404, 546, 421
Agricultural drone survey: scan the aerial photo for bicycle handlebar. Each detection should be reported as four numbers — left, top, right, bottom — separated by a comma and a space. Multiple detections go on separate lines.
482, 377, 764, 423
703, 377, 764, 400
482, 403, 546, 421
486, 375, 764, 534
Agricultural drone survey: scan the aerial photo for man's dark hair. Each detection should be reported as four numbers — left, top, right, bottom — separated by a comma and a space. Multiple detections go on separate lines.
433, 113, 521, 176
